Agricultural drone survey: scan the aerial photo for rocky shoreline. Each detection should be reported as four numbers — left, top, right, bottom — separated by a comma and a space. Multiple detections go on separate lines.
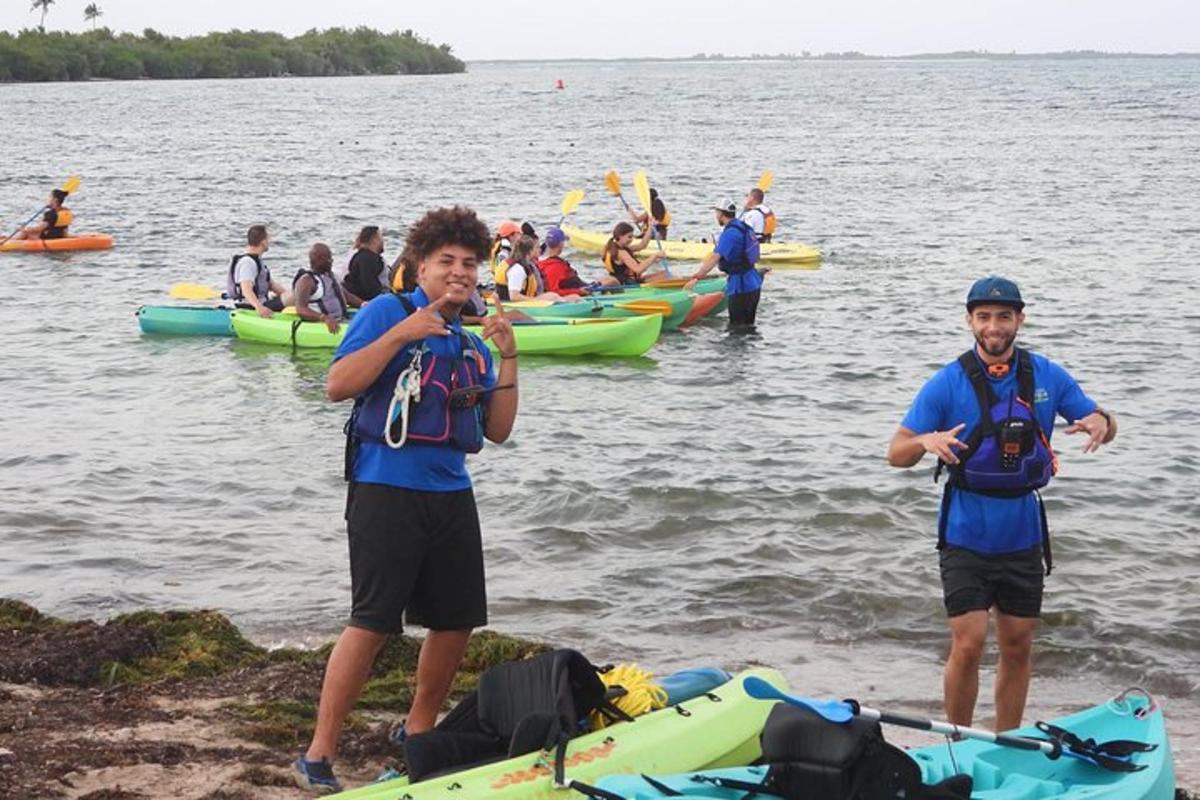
1, 599, 1193, 799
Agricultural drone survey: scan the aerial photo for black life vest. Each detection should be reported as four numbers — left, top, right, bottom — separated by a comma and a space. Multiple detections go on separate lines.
603, 244, 638, 284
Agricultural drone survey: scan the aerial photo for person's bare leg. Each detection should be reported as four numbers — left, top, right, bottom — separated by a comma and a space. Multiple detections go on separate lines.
405, 628, 472, 734
994, 612, 1038, 731
944, 610, 989, 726
305, 626, 387, 761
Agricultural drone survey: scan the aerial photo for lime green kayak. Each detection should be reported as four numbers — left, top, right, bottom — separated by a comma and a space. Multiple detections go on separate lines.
230, 310, 663, 357
502, 290, 694, 330
561, 225, 820, 268
329, 667, 787, 799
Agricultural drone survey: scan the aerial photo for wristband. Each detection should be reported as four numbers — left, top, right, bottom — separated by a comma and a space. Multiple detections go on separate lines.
500, 351, 518, 360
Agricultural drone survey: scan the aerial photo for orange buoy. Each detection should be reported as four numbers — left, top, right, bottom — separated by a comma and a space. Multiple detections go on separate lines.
554, 78, 565, 90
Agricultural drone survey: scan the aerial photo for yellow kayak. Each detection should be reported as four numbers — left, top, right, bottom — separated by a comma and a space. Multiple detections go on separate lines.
560, 225, 820, 268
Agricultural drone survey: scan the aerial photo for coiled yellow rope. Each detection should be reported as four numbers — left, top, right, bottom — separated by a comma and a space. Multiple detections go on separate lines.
590, 663, 669, 730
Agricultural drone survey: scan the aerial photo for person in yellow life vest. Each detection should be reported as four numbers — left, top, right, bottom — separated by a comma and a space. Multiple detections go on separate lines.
489, 220, 522, 284
628, 187, 671, 240
14, 189, 73, 240
741, 188, 777, 243
496, 236, 562, 303
599, 222, 665, 287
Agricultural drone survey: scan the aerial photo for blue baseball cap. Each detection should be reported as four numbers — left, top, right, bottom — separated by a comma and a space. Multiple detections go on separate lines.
544, 227, 566, 247
966, 276, 1024, 311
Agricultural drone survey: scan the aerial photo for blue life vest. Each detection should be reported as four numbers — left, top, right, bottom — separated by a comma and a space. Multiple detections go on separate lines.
344, 295, 488, 476
717, 219, 761, 275
936, 348, 1059, 573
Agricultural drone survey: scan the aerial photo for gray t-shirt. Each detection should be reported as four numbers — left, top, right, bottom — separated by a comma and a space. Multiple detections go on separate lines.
233, 254, 263, 285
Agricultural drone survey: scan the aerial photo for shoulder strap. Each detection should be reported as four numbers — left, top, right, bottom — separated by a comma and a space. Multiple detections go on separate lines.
397, 293, 417, 316
958, 350, 995, 434
1015, 347, 1035, 405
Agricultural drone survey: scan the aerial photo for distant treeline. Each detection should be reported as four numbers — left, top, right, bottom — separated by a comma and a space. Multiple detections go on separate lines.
0, 27, 465, 82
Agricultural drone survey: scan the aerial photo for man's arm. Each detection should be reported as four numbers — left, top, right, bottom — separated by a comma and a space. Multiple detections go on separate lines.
293, 276, 324, 323
327, 296, 452, 402
887, 424, 967, 468
239, 278, 273, 317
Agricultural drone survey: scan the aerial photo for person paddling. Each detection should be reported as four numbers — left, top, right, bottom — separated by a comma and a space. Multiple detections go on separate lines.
742, 187, 776, 243
295, 207, 518, 794
226, 224, 287, 318
343, 225, 390, 302
629, 186, 670, 240
886, 277, 1117, 733
538, 227, 590, 297
12, 189, 72, 240
294, 243, 361, 334
599, 221, 664, 287
684, 201, 763, 326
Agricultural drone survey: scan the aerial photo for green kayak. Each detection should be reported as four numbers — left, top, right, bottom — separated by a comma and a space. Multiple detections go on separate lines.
328, 667, 787, 799
502, 289, 694, 331
230, 310, 663, 357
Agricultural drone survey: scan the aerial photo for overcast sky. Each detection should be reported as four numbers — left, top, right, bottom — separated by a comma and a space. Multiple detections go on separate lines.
5, 0, 1198, 60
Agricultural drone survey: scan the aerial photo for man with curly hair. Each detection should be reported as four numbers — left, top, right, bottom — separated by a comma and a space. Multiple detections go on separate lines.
296, 207, 519, 794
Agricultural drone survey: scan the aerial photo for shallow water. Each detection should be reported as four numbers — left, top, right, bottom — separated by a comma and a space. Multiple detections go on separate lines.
1, 58, 1198, 777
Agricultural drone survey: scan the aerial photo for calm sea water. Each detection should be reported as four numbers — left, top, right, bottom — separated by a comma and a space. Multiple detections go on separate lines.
1, 58, 1198, 775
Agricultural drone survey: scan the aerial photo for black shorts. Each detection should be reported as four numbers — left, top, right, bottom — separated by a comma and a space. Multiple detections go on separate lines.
939, 546, 1044, 619
345, 482, 487, 634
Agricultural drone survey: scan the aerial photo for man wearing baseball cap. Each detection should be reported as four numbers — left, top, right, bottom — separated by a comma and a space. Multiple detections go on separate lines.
684, 200, 764, 326
887, 276, 1117, 732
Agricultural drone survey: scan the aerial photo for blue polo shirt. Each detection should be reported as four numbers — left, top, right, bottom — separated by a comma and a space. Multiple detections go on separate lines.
900, 350, 1098, 554
714, 221, 764, 296
334, 289, 496, 492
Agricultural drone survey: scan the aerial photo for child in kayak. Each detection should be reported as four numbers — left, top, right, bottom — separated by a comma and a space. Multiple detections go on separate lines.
13, 189, 72, 240
498, 236, 561, 303
600, 221, 665, 286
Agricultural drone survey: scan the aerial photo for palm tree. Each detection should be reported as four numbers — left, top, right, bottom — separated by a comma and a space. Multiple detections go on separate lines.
83, 3, 103, 30
30, 0, 54, 32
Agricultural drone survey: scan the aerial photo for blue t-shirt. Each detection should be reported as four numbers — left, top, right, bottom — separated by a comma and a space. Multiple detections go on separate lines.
714, 222, 764, 296
334, 288, 497, 492
900, 350, 1098, 554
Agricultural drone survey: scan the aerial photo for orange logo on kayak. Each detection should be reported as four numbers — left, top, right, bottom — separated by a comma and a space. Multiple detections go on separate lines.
489, 740, 618, 789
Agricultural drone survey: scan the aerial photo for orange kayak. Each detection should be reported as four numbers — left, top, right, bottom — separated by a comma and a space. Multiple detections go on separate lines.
0, 234, 114, 253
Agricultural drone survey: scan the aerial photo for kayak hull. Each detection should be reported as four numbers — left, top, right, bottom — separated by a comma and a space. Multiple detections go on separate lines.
137, 305, 233, 337
231, 311, 663, 357
561, 225, 820, 267
0, 233, 114, 252
596, 691, 1174, 799
328, 667, 788, 799
680, 291, 724, 327
502, 291, 693, 331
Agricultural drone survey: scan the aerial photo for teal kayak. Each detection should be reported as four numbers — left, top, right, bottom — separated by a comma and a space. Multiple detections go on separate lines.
136, 305, 233, 336
594, 689, 1174, 799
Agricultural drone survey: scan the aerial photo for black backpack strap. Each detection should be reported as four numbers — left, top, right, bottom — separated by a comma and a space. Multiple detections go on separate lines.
937, 482, 953, 551
397, 293, 417, 316
1014, 347, 1035, 405
1036, 490, 1052, 575
958, 350, 995, 435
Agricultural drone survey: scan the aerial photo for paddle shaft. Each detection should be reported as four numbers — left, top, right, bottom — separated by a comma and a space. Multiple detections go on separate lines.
858, 705, 1057, 756
1, 207, 48, 246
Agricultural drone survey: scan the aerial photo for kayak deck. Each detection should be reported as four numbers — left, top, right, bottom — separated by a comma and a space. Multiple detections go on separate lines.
561, 225, 820, 267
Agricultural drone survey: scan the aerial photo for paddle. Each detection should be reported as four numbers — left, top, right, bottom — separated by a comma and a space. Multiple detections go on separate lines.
558, 189, 585, 225
633, 170, 670, 277
1, 175, 81, 247
757, 169, 774, 193
169, 283, 223, 301
742, 677, 1155, 773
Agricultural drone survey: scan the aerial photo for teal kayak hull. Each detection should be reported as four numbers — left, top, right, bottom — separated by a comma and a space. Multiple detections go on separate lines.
137, 305, 233, 336
595, 692, 1174, 799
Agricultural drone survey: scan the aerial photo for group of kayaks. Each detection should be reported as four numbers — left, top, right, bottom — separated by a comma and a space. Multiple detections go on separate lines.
326, 668, 1174, 799
136, 277, 731, 358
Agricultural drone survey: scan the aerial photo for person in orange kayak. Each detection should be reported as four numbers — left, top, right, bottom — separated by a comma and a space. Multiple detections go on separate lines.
599, 221, 665, 286
293, 243, 361, 334
13, 189, 72, 240
538, 227, 591, 297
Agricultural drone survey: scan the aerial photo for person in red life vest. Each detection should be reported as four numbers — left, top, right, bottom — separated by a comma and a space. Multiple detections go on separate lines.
537, 227, 590, 297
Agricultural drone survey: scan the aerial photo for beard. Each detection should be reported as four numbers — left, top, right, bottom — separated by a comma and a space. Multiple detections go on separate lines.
974, 329, 1017, 358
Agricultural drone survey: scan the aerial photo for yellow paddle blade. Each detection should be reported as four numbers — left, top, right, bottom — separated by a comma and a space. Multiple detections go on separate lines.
604, 170, 622, 196
642, 277, 689, 290
61, 175, 81, 195
560, 189, 585, 218
756, 170, 774, 193
614, 299, 672, 316
169, 283, 222, 301
633, 171, 652, 214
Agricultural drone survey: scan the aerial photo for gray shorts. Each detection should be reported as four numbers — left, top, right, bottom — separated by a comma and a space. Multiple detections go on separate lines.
939, 546, 1044, 618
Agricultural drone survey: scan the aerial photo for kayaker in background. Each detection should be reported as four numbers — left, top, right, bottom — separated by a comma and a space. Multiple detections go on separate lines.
293, 243, 359, 334
498, 235, 561, 303
12, 189, 72, 240
521, 221, 541, 256
226, 224, 287, 318
886, 277, 1117, 733
599, 221, 665, 286
742, 188, 776, 243
684, 201, 763, 326
489, 219, 521, 279
630, 187, 671, 240
343, 225, 390, 302
538, 227, 591, 297
295, 206, 518, 794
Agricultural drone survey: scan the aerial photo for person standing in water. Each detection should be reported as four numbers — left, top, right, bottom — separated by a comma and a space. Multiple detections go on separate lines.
887, 276, 1116, 732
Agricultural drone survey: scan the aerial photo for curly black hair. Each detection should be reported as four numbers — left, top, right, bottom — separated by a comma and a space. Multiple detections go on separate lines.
404, 206, 491, 263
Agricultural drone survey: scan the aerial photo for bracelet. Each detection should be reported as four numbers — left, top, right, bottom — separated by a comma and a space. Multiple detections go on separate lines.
500, 351, 518, 360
